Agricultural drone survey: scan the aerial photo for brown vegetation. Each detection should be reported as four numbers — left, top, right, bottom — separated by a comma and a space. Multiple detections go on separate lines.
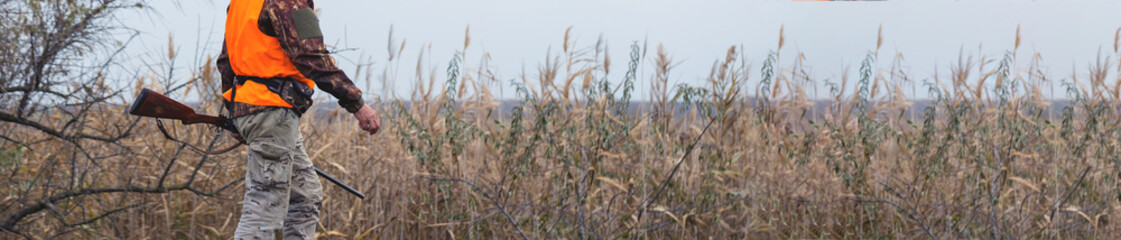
2, 1, 1121, 239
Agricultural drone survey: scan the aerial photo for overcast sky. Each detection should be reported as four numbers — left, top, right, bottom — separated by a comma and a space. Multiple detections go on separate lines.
120, 0, 1121, 100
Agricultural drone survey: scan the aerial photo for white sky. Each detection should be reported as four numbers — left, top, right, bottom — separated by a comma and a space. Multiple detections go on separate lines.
119, 0, 1121, 100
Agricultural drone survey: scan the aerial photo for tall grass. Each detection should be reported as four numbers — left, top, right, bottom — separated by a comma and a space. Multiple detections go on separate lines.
2, 26, 1120, 239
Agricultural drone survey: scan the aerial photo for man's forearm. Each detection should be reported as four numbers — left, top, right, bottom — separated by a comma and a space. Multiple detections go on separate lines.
264, 0, 366, 113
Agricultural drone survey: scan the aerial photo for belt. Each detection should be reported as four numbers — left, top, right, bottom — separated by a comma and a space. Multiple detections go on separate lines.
228, 76, 314, 117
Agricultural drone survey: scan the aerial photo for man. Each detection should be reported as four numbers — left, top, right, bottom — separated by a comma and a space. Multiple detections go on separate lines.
216, 0, 381, 239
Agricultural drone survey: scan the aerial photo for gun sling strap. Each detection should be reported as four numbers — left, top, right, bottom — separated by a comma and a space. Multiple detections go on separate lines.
147, 76, 289, 155
166, 76, 305, 155
155, 119, 243, 155
146, 76, 293, 155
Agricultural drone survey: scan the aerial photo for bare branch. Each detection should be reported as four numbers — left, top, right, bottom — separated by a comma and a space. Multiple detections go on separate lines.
0, 110, 127, 143
428, 177, 531, 240
65, 203, 147, 227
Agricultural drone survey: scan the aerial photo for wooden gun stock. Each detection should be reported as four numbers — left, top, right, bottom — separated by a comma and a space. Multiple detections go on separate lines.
129, 88, 237, 133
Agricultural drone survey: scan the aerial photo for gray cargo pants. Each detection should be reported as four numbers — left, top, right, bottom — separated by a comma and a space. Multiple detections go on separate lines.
233, 108, 323, 240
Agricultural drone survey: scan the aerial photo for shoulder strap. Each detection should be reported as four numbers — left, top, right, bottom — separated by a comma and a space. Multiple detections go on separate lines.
226, 78, 239, 118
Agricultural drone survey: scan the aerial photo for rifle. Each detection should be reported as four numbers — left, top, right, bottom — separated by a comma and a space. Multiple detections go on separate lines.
129, 88, 366, 199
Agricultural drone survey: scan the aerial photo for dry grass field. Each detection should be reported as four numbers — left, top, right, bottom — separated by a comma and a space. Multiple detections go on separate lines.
3, 17, 1121, 239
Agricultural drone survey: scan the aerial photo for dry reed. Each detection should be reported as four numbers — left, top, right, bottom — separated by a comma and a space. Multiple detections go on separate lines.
2, 26, 1120, 239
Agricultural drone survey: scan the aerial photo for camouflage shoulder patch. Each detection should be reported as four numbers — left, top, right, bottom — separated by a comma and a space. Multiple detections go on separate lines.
292, 8, 322, 40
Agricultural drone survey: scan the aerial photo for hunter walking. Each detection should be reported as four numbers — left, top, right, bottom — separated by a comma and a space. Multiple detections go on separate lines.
217, 0, 381, 239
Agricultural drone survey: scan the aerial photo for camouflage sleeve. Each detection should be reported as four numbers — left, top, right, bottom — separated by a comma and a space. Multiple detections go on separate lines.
262, 0, 365, 113
217, 41, 235, 93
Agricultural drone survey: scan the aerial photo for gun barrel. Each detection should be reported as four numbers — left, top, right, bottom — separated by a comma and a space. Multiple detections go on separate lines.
315, 168, 366, 199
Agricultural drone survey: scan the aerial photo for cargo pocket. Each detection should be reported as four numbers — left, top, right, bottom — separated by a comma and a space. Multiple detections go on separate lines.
249, 138, 289, 161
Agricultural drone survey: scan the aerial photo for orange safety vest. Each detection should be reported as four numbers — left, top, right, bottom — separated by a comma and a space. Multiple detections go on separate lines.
222, 0, 316, 108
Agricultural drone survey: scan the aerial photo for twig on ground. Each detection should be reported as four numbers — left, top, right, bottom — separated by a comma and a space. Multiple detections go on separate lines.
428, 177, 531, 240
873, 181, 938, 240
1048, 166, 1092, 231
630, 118, 715, 238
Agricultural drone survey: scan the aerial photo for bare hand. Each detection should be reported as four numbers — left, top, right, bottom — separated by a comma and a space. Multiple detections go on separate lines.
354, 104, 382, 135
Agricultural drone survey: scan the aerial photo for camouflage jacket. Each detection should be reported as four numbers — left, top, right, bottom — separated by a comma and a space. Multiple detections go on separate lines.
217, 0, 364, 118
